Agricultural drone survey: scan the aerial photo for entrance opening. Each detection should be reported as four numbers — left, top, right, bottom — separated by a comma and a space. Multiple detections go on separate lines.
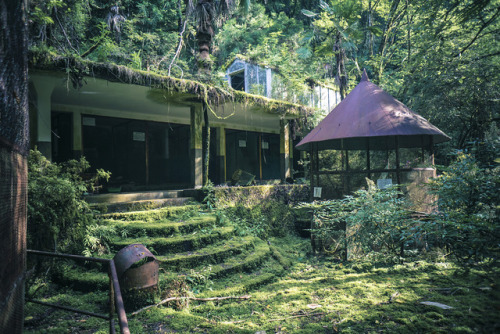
229, 71, 245, 91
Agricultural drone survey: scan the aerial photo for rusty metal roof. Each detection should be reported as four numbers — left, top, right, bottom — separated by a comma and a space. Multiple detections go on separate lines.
296, 69, 450, 151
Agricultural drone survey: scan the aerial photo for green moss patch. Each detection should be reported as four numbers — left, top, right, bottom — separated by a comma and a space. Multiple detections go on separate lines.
100, 205, 203, 222
101, 215, 217, 238
110, 225, 235, 254
158, 236, 257, 270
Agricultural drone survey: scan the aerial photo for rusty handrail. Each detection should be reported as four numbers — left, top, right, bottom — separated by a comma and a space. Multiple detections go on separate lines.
26, 249, 130, 334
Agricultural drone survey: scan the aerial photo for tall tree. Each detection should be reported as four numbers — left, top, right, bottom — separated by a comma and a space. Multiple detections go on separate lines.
0, 0, 29, 332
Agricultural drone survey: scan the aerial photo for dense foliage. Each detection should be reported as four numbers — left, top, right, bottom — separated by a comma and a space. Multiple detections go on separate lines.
428, 150, 499, 266
27, 149, 110, 253
299, 181, 420, 261
28, 0, 499, 155
27, 0, 499, 262
300, 136, 499, 266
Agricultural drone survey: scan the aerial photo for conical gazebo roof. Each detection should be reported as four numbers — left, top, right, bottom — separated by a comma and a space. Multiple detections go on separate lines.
296, 70, 450, 151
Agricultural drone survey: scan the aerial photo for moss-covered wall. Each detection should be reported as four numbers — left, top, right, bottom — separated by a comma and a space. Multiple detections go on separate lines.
213, 184, 309, 208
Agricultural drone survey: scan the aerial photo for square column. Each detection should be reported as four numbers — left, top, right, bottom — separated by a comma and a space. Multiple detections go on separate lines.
72, 111, 82, 158
215, 127, 226, 184
190, 105, 203, 188
280, 119, 291, 182
31, 76, 56, 160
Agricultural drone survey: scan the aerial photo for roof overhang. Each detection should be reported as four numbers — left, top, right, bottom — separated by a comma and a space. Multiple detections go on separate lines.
29, 52, 312, 134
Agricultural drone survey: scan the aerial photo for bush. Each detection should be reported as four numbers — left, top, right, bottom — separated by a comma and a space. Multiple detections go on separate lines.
206, 184, 309, 239
428, 151, 499, 265
299, 179, 420, 261
27, 149, 110, 254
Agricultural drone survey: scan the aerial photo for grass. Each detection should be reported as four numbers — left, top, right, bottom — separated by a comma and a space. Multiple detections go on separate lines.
24, 235, 500, 333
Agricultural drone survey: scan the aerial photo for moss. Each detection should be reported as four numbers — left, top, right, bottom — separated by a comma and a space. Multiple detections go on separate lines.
158, 236, 256, 270
28, 50, 314, 119
110, 225, 235, 254
102, 215, 217, 238
24, 203, 500, 334
203, 240, 271, 279
99, 204, 202, 222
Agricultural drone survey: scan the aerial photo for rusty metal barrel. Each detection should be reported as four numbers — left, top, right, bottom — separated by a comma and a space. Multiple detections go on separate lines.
113, 244, 159, 291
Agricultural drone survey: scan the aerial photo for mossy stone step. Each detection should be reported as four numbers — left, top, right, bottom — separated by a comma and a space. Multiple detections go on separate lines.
187, 240, 272, 279
85, 190, 184, 204
157, 236, 257, 270
99, 205, 203, 222
52, 266, 109, 292
95, 197, 196, 213
109, 225, 235, 254
101, 215, 217, 238
201, 272, 277, 298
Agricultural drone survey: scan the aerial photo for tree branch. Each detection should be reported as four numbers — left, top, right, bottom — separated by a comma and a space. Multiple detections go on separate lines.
457, 6, 500, 56
54, 9, 79, 55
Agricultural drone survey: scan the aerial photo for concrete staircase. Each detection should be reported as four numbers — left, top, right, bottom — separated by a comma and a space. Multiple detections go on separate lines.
85, 189, 200, 213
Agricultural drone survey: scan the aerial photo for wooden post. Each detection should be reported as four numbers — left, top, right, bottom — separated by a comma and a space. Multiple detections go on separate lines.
395, 136, 401, 185
315, 144, 320, 195
309, 146, 315, 201
345, 150, 350, 194
203, 102, 210, 186
366, 138, 371, 179
429, 135, 435, 165
215, 127, 226, 184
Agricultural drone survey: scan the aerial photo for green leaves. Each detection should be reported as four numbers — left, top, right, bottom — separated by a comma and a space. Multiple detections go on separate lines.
301, 9, 318, 18
27, 149, 110, 254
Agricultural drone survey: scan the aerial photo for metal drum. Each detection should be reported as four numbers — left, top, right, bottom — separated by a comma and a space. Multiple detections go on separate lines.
113, 244, 159, 291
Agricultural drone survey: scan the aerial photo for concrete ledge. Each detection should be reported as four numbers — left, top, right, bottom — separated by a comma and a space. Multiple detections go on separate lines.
85, 190, 183, 204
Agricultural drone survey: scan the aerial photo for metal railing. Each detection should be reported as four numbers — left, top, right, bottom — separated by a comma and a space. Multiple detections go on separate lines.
26, 250, 130, 334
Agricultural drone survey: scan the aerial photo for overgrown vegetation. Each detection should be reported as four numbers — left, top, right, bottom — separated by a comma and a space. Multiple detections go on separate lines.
427, 150, 500, 267
27, 149, 110, 254
203, 183, 309, 239
28, 0, 499, 150
25, 236, 500, 333
299, 136, 499, 268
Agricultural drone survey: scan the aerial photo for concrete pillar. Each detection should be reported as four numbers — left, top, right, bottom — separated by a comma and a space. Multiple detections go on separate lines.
31, 76, 56, 160
190, 105, 203, 188
280, 119, 291, 182
215, 127, 226, 184
72, 111, 82, 158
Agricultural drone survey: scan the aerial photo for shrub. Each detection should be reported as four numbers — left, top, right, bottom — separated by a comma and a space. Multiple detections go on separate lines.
298, 179, 421, 261
428, 151, 499, 266
27, 149, 110, 254
206, 184, 309, 239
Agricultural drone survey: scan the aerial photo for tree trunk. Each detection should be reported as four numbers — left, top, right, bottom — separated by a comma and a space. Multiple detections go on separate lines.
0, 0, 29, 332
334, 33, 348, 100
196, 0, 215, 76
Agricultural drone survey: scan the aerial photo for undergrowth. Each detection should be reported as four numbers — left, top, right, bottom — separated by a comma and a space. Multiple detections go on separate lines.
24, 235, 500, 333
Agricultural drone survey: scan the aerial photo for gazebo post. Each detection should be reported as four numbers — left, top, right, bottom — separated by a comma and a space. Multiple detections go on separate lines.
395, 136, 401, 185
366, 138, 371, 180
421, 135, 426, 164
345, 150, 350, 194
429, 136, 435, 165
315, 144, 320, 189
309, 146, 314, 201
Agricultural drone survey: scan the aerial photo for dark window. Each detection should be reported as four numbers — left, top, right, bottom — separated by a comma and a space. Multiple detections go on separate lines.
230, 71, 245, 91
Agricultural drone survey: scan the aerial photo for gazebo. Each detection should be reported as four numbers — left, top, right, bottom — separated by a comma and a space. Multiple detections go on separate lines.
296, 69, 450, 202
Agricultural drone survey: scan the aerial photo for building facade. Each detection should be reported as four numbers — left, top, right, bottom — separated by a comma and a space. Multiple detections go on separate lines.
29, 56, 319, 191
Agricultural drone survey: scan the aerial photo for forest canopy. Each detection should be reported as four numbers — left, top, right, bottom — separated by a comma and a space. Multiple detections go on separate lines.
28, 0, 500, 158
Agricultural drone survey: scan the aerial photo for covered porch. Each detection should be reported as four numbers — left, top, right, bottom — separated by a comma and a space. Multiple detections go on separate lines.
28, 56, 312, 191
